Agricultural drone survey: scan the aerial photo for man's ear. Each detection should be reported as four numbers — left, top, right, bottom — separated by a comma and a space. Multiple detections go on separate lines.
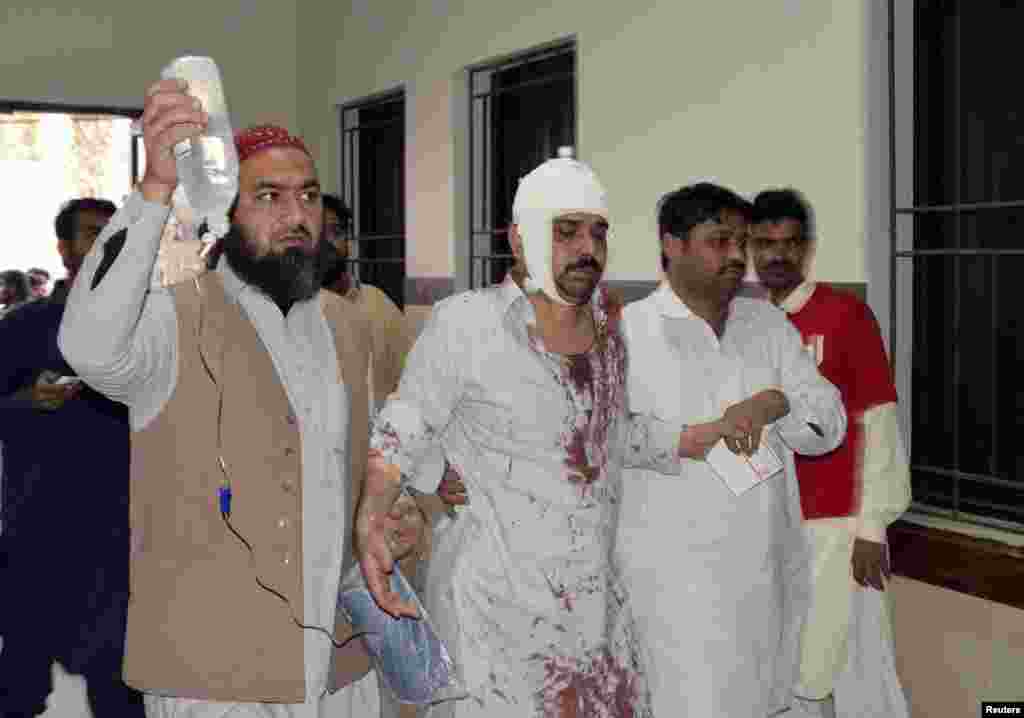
800, 238, 817, 275
660, 231, 679, 257
509, 224, 523, 262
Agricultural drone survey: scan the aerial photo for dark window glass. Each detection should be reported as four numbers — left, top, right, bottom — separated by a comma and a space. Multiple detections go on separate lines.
341, 93, 405, 308
902, 2, 1024, 530
470, 43, 575, 288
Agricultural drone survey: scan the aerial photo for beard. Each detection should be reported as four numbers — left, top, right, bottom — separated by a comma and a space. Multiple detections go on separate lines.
756, 259, 803, 292
668, 257, 745, 305
553, 255, 604, 305
222, 223, 328, 310
319, 239, 353, 294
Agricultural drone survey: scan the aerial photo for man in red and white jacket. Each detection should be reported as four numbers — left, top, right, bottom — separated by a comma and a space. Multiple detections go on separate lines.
750, 188, 912, 718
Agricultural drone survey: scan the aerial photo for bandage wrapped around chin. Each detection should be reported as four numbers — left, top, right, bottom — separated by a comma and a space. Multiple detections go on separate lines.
512, 154, 609, 305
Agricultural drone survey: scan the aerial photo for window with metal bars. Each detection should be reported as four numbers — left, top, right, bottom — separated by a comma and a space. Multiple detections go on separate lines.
339, 91, 405, 308
892, 1, 1024, 532
468, 41, 576, 289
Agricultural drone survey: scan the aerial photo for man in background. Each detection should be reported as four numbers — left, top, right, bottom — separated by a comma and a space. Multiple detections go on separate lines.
0, 197, 141, 718
618, 182, 846, 717
0, 270, 32, 319
53, 198, 118, 302
26, 268, 51, 299
320, 193, 411, 410
750, 188, 911, 718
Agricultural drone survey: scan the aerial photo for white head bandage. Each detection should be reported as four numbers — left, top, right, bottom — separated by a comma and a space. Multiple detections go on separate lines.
512, 147, 609, 305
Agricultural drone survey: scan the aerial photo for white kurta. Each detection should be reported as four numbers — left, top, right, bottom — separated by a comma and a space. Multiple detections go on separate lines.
370, 279, 681, 718
780, 282, 911, 716
58, 192, 361, 717
617, 283, 847, 717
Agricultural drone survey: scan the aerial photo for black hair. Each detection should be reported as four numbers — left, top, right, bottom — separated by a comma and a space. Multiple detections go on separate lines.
0, 270, 31, 303
319, 193, 353, 289
656, 182, 751, 271
319, 238, 349, 289
321, 193, 352, 228
202, 194, 241, 270
54, 198, 117, 243
751, 188, 814, 242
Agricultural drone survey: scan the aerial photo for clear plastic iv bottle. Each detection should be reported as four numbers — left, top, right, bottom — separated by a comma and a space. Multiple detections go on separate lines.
159, 56, 238, 242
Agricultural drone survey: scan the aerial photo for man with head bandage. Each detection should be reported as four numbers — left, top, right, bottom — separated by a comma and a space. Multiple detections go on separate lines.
513, 146, 609, 308
356, 150, 684, 717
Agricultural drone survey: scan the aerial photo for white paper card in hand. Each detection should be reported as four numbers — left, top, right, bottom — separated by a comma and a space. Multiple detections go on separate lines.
706, 437, 783, 496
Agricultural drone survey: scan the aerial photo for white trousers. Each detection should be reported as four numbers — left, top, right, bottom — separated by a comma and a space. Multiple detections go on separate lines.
143, 671, 380, 718
794, 583, 909, 718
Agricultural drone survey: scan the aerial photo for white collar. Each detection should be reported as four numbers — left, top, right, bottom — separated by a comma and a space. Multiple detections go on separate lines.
652, 280, 698, 319
496, 274, 530, 319
779, 280, 817, 314
216, 255, 247, 303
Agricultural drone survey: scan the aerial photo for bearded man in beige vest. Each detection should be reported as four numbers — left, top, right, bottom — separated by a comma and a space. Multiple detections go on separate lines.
59, 79, 394, 717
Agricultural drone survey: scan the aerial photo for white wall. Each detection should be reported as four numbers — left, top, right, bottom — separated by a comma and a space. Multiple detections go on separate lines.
1, 2, 300, 134
0, 1, 301, 283
2, 1, 873, 286
297, 0, 868, 287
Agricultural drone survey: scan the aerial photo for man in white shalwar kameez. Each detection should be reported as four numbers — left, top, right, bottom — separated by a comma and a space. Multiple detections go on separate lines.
356, 150, 687, 718
750, 188, 911, 718
617, 183, 847, 717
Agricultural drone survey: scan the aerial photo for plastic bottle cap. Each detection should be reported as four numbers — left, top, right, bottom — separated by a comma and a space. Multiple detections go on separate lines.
557, 146, 575, 159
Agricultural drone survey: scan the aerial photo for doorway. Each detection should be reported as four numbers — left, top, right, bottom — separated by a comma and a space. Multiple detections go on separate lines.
0, 103, 139, 292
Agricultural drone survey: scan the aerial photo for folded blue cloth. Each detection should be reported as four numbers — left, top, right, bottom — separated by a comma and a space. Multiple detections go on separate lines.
338, 563, 466, 705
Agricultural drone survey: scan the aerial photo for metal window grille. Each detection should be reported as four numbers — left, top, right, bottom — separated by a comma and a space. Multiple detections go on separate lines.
890, 1, 1024, 532
468, 40, 576, 289
340, 91, 405, 308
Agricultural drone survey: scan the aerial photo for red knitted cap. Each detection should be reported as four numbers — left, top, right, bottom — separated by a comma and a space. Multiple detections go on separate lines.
234, 124, 311, 164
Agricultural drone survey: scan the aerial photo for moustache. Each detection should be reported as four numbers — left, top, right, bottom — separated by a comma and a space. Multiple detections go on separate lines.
277, 227, 316, 254
280, 226, 313, 242
762, 261, 797, 274
566, 257, 603, 273
720, 263, 746, 276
